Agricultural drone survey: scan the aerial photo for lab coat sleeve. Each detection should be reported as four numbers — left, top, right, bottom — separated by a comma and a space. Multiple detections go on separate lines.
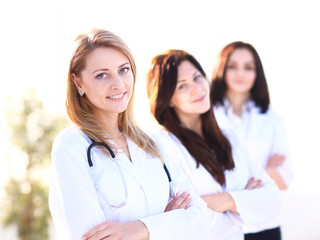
270, 111, 293, 187
139, 130, 211, 240
228, 154, 282, 226
49, 129, 105, 240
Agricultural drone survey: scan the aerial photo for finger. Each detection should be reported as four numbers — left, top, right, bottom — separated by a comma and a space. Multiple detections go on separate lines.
245, 177, 255, 189
269, 154, 281, 162
164, 194, 179, 211
246, 178, 261, 189
276, 156, 286, 165
82, 222, 111, 240
169, 192, 189, 210
86, 230, 110, 240
248, 180, 262, 189
246, 182, 256, 189
88, 229, 113, 240
269, 154, 286, 167
178, 195, 192, 209
174, 192, 190, 208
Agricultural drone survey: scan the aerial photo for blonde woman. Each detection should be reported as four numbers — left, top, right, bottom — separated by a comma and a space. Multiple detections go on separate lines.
49, 29, 210, 240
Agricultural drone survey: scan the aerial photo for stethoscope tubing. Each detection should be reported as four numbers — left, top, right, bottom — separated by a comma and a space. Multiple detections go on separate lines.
86, 137, 173, 208
87, 138, 171, 182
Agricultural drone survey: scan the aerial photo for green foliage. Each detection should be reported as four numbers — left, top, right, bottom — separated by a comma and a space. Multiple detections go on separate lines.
2, 90, 68, 240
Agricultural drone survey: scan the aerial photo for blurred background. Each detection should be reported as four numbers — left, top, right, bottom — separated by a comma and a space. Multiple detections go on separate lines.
1, 0, 319, 239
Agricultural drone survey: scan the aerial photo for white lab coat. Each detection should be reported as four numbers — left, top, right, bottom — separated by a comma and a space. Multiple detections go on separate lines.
145, 125, 281, 238
49, 126, 211, 240
214, 100, 293, 233
214, 100, 293, 187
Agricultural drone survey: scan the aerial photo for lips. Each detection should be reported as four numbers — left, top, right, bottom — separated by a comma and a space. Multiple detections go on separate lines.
192, 95, 206, 103
106, 92, 126, 100
234, 80, 246, 84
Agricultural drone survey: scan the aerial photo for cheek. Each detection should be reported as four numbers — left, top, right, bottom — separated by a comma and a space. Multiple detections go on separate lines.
225, 74, 233, 87
202, 81, 210, 92
171, 92, 185, 109
248, 72, 256, 86
123, 75, 134, 94
127, 74, 134, 89
225, 70, 233, 82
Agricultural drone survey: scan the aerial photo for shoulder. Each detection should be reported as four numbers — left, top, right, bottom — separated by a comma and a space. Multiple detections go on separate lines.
52, 126, 91, 154
144, 124, 179, 145
257, 106, 286, 125
144, 125, 190, 161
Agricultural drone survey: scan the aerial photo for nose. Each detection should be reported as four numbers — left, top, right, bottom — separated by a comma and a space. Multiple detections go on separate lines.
190, 82, 202, 95
111, 74, 125, 90
235, 68, 245, 77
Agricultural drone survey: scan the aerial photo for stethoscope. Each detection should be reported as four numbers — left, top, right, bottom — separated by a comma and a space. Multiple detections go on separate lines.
87, 138, 174, 208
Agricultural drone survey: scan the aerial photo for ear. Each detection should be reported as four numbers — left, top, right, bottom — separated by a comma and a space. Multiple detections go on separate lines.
169, 101, 174, 107
71, 73, 84, 90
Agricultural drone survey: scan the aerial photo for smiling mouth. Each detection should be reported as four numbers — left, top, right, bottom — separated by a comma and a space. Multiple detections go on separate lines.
107, 92, 126, 100
234, 80, 246, 84
192, 95, 205, 103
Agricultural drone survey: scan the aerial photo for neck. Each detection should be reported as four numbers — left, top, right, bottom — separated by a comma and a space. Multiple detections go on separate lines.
226, 91, 250, 116
178, 114, 203, 137
97, 112, 121, 137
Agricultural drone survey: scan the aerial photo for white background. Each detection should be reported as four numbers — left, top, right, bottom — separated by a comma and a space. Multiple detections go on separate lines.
0, 0, 319, 239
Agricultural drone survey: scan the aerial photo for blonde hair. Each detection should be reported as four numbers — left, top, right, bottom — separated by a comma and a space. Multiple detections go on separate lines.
66, 28, 161, 159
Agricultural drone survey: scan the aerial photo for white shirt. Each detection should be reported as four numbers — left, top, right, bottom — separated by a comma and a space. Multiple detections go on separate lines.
146, 126, 281, 238
49, 126, 211, 240
214, 100, 293, 233
214, 100, 293, 187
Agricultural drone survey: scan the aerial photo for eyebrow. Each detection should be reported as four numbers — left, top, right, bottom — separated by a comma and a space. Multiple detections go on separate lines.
228, 60, 255, 65
177, 70, 200, 83
91, 62, 130, 75
177, 79, 186, 83
193, 70, 200, 77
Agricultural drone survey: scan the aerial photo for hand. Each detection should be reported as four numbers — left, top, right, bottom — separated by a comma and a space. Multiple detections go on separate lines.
245, 177, 262, 190
266, 154, 285, 168
82, 220, 149, 240
202, 192, 238, 214
165, 192, 191, 212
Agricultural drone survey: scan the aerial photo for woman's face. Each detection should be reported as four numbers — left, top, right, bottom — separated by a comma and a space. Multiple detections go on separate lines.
75, 47, 134, 120
225, 48, 256, 96
170, 60, 210, 120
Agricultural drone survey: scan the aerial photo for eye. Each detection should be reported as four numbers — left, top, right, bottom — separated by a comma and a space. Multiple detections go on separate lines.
96, 73, 107, 79
119, 67, 130, 74
245, 65, 255, 71
226, 65, 236, 69
194, 74, 202, 81
178, 83, 187, 90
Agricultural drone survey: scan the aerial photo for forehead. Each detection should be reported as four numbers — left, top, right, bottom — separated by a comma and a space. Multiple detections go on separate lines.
84, 47, 129, 70
229, 48, 255, 63
177, 60, 197, 79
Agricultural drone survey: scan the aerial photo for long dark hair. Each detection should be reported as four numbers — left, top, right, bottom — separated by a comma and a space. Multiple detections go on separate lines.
211, 41, 270, 113
147, 49, 234, 186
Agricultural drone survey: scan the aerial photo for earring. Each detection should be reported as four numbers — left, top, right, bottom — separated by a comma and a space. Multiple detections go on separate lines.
78, 89, 84, 96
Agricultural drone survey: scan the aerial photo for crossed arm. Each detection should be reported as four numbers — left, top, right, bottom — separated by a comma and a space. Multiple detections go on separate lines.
201, 177, 262, 214
81, 192, 192, 239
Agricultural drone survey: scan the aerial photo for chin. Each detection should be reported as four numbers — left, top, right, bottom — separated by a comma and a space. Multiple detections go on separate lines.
198, 108, 210, 115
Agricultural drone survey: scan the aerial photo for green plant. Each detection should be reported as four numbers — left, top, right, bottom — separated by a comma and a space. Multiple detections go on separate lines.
2, 90, 68, 240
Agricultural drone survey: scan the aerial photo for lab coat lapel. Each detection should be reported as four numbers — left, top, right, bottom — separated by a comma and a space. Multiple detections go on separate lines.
124, 136, 165, 210
116, 136, 147, 188
246, 107, 263, 144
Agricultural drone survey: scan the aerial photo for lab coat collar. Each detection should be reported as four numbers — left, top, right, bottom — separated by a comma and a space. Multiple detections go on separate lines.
222, 97, 255, 117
